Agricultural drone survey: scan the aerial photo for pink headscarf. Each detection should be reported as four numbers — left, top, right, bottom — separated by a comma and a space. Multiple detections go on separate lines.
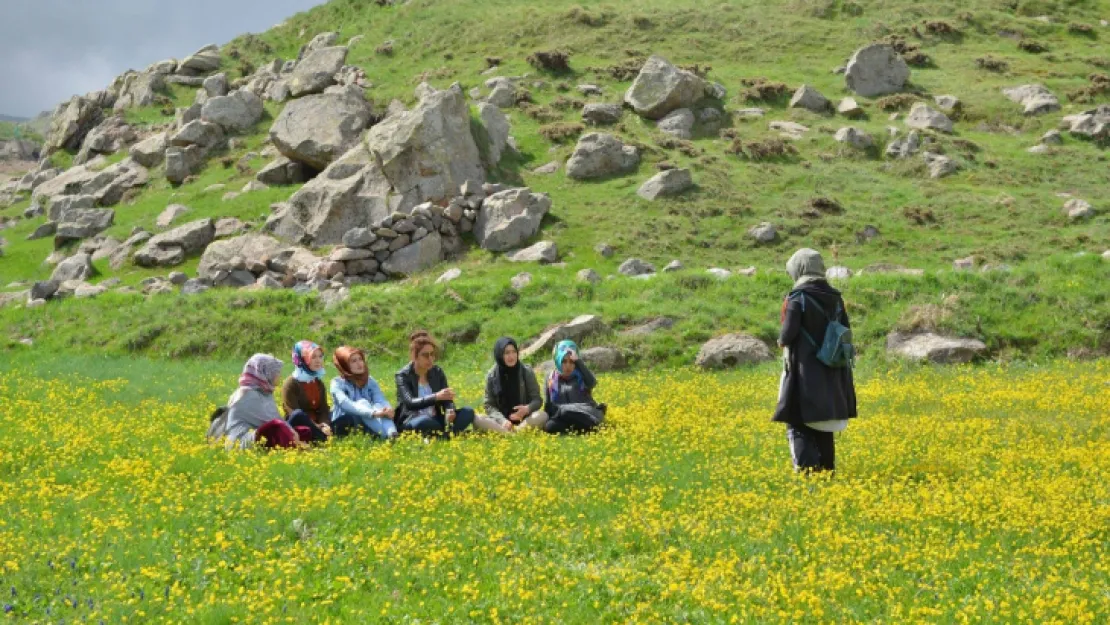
239, 354, 283, 394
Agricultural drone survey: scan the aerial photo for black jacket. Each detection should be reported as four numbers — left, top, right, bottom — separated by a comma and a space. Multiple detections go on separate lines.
772, 280, 858, 425
394, 363, 455, 426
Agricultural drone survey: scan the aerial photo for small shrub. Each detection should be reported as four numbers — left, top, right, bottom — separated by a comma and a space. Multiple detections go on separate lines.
551, 96, 585, 111
976, 55, 1009, 72
726, 137, 798, 161
842, 1, 864, 16
236, 60, 255, 77
740, 77, 790, 103
633, 15, 654, 29
808, 197, 844, 215
539, 122, 585, 143
518, 103, 561, 123
679, 63, 713, 78
485, 56, 501, 69
903, 206, 938, 225
655, 137, 700, 157
1018, 39, 1047, 53
898, 303, 953, 332
220, 157, 235, 169
922, 20, 960, 36
876, 93, 920, 111
1068, 22, 1095, 36
1067, 73, 1110, 103
376, 40, 394, 56
566, 5, 608, 27
591, 58, 645, 81
528, 50, 571, 73
881, 36, 930, 66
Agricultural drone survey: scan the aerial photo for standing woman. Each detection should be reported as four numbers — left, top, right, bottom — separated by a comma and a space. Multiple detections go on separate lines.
483, 337, 547, 433
330, 345, 398, 440
281, 340, 331, 442
773, 248, 857, 473
394, 331, 477, 436
543, 340, 606, 435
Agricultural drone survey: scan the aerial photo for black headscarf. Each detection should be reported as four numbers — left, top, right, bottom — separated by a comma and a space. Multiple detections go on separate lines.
493, 336, 522, 416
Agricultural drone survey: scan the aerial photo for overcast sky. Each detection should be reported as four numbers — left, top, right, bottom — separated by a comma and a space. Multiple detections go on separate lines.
0, 0, 327, 118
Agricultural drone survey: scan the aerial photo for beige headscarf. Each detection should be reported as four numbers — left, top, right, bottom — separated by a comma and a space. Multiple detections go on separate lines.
786, 248, 826, 288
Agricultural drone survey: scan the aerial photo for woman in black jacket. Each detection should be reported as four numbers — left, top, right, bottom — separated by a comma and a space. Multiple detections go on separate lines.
772, 248, 857, 473
394, 331, 477, 436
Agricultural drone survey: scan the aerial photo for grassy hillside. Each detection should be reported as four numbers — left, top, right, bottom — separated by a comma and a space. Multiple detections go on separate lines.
2, 0, 1109, 364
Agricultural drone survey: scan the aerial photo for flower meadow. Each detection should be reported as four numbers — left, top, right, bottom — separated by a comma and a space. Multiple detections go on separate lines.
0, 360, 1107, 624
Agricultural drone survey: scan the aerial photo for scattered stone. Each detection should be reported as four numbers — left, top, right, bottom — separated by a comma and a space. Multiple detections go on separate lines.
44, 95, 103, 153
580, 347, 627, 372
623, 55, 709, 120
886, 332, 986, 364
30, 280, 60, 301
532, 161, 561, 174
436, 268, 462, 284
342, 227, 376, 248
578, 84, 603, 96
486, 79, 516, 109
696, 334, 774, 369
663, 260, 684, 272
845, 43, 910, 97
835, 127, 874, 149
789, 84, 832, 113
51, 253, 96, 282
170, 119, 225, 150
289, 46, 348, 97
1027, 144, 1051, 155
1002, 84, 1060, 116
27, 221, 57, 241
1064, 198, 1095, 220
735, 108, 765, 120
256, 156, 308, 185
618, 258, 655, 277
179, 44, 221, 75
201, 89, 265, 133
55, 208, 115, 243
168, 271, 189, 285
479, 102, 511, 166
319, 287, 350, 309
203, 73, 229, 97
769, 121, 809, 139
475, 188, 552, 252
837, 97, 864, 118
577, 268, 601, 284
510, 272, 533, 290
933, 95, 961, 113
582, 103, 623, 125
595, 243, 614, 257
329, 247, 374, 261
520, 314, 606, 360
885, 131, 921, 158
905, 103, 953, 133
129, 132, 168, 167
507, 241, 558, 263
657, 108, 695, 139
621, 317, 674, 337
156, 204, 189, 228
858, 263, 923, 276
565, 133, 641, 179
381, 232, 444, 276
826, 266, 852, 280
923, 152, 958, 178
748, 222, 777, 243
1064, 104, 1110, 140
134, 218, 215, 267
707, 268, 732, 280
637, 168, 693, 200
1041, 129, 1063, 145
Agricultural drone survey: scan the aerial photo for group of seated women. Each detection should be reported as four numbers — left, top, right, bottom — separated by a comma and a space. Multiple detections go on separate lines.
207, 331, 607, 449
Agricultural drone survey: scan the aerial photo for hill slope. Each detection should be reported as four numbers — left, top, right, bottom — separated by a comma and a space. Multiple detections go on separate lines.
1, 0, 1108, 365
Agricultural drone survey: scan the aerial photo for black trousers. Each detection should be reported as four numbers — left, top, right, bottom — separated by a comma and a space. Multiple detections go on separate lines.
544, 407, 601, 435
287, 409, 329, 443
786, 424, 835, 473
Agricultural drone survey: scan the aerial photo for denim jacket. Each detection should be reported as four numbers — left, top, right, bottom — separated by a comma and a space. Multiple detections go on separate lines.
330, 376, 392, 423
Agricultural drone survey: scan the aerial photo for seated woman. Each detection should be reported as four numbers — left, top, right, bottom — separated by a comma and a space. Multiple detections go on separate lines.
394, 331, 478, 436
280, 340, 332, 442
330, 346, 399, 440
207, 354, 308, 449
483, 336, 547, 433
543, 340, 606, 435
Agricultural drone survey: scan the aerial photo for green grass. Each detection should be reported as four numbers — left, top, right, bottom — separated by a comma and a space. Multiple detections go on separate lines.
2, 0, 1110, 364
0, 120, 41, 143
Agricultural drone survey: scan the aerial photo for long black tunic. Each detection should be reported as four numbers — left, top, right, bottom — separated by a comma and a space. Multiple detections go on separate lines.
772, 280, 858, 425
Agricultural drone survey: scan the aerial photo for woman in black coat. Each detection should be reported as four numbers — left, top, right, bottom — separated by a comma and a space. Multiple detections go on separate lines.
772, 248, 857, 473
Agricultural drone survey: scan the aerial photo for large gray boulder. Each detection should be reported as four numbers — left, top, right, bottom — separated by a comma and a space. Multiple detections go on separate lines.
269, 86, 372, 170
886, 332, 986, 364
50, 253, 96, 282
197, 233, 285, 279
266, 83, 484, 245
582, 103, 623, 125
657, 108, 695, 139
165, 146, 205, 184
128, 132, 168, 167
55, 208, 115, 243
299, 32, 339, 60
637, 168, 693, 200
44, 95, 103, 153
75, 116, 137, 164
288, 46, 348, 97
1002, 84, 1060, 116
134, 218, 215, 267
203, 73, 229, 98
580, 346, 627, 372
845, 44, 910, 97
623, 55, 709, 120
520, 314, 606, 361
479, 102, 511, 166
789, 84, 832, 113
565, 133, 640, 180
1065, 104, 1110, 140
695, 334, 774, 369
170, 120, 225, 149
885, 131, 921, 159
112, 72, 167, 110
507, 240, 558, 263
33, 159, 148, 210
382, 231, 443, 276
834, 126, 874, 149
201, 90, 264, 133
179, 44, 221, 75
474, 187, 551, 252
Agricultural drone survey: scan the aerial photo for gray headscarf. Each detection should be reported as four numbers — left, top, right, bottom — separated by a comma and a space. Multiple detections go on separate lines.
786, 248, 826, 288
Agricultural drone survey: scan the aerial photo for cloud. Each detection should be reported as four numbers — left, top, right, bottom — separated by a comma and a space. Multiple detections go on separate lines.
0, 0, 326, 118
